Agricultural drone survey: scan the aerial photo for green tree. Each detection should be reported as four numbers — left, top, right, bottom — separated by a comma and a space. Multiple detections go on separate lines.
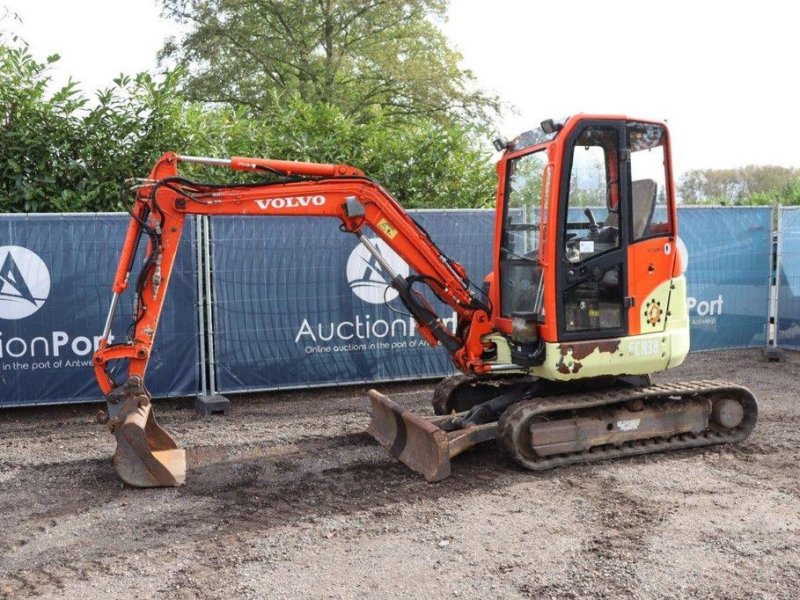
171, 92, 497, 208
679, 165, 800, 204
0, 39, 188, 212
0, 39, 496, 212
159, 0, 498, 125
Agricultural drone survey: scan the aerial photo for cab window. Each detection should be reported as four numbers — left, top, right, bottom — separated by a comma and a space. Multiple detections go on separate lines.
563, 127, 620, 263
627, 123, 671, 240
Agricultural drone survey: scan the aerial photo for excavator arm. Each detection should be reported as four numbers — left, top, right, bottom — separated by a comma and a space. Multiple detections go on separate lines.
93, 152, 494, 486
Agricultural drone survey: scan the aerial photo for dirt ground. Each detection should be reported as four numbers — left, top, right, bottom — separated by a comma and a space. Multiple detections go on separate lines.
1, 348, 799, 599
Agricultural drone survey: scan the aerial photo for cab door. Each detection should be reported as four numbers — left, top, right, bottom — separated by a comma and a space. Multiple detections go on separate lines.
556, 121, 630, 340
624, 122, 676, 335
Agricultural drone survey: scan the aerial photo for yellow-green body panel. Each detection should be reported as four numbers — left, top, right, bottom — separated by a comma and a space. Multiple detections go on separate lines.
485, 276, 690, 381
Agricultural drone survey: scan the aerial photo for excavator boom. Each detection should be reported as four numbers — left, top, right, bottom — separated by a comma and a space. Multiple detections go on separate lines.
94, 152, 492, 486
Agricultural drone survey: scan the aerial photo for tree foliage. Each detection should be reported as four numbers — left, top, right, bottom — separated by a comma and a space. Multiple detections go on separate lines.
679, 165, 800, 206
159, 0, 498, 125
0, 39, 496, 212
0, 43, 187, 212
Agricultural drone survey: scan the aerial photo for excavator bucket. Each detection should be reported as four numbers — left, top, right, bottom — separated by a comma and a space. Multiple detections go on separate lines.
103, 379, 186, 487
367, 390, 496, 482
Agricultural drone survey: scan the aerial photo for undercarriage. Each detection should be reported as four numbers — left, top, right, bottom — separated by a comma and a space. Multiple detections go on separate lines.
368, 375, 757, 481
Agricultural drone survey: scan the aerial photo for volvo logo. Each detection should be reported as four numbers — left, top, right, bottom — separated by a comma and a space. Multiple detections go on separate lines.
346, 238, 409, 304
0, 246, 50, 320
255, 196, 326, 210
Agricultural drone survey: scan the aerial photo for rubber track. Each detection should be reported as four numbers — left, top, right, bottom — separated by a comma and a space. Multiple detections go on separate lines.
432, 374, 479, 415
497, 379, 758, 471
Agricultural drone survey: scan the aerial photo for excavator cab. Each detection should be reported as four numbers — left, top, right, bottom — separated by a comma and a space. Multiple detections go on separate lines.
371, 116, 751, 479
488, 117, 686, 379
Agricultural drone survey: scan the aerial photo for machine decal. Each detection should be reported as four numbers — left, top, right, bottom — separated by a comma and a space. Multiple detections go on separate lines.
255, 195, 326, 209
645, 299, 663, 326
627, 338, 662, 357
616, 418, 641, 432
376, 219, 399, 239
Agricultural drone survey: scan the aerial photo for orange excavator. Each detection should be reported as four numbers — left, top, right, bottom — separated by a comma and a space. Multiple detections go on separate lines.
93, 115, 757, 487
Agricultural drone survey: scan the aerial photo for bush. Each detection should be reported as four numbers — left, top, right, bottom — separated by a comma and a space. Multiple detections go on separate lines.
0, 42, 496, 213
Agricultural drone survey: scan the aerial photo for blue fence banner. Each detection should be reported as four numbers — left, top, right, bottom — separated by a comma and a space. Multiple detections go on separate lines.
777, 207, 800, 350
210, 207, 772, 393
210, 211, 494, 392
0, 207, 774, 405
0, 214, 199, 407
679, 207, 771, 350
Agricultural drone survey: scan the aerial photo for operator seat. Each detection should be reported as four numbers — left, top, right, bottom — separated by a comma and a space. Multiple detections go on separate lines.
631, 178, 657, 238
594, 179, 657, 292
601, 178, 657, 239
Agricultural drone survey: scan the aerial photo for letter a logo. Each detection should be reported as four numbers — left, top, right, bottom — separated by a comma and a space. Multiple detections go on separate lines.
346, 238, 409, 304
0, 246, 50, 320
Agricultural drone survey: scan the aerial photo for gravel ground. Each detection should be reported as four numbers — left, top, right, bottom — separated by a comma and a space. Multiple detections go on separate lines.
1, 348, 798, 599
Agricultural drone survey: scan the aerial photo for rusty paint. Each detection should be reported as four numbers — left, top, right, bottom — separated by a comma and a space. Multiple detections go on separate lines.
556, 361, 572, 375
367, 390, 497, 482
105, 378, 186, 487
558, 339, 621, 361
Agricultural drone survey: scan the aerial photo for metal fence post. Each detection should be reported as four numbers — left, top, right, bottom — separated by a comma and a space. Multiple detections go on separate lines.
194, 215, 230, 416
763, 205, 782, 361
775, 207, 785, 347
195, 215, 208, 397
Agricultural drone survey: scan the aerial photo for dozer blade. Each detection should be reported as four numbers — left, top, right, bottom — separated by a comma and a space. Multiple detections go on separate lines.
104, 378, 186, 487
367, 389, 496, 482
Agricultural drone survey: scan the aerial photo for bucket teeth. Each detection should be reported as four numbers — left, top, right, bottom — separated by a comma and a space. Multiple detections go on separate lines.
105, 379, 186, 487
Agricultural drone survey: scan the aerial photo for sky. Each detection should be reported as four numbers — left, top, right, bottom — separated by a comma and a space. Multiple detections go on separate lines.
2, 0, 798, 179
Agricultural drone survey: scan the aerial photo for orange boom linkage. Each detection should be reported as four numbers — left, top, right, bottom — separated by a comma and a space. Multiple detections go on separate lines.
93, 153, 493, 486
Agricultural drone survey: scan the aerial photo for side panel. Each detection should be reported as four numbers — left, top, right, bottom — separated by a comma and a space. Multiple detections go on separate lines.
520, 277, 688, 381
627, 237, 676, 335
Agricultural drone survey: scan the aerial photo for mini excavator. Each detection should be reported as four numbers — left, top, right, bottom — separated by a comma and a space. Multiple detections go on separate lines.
93, 115, 757, 487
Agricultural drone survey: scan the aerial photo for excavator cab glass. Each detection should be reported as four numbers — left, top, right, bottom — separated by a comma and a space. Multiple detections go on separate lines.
500, 148, 549, 318
559, 125, 625, 334
627, 122, 671, 239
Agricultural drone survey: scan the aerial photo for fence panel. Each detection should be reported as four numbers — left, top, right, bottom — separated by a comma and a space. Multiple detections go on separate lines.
210, 211, 494, 393
209, 207, 771, 394
777, 207, 800, 350
0, 214, 199, 407
679, 207, 771, 350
